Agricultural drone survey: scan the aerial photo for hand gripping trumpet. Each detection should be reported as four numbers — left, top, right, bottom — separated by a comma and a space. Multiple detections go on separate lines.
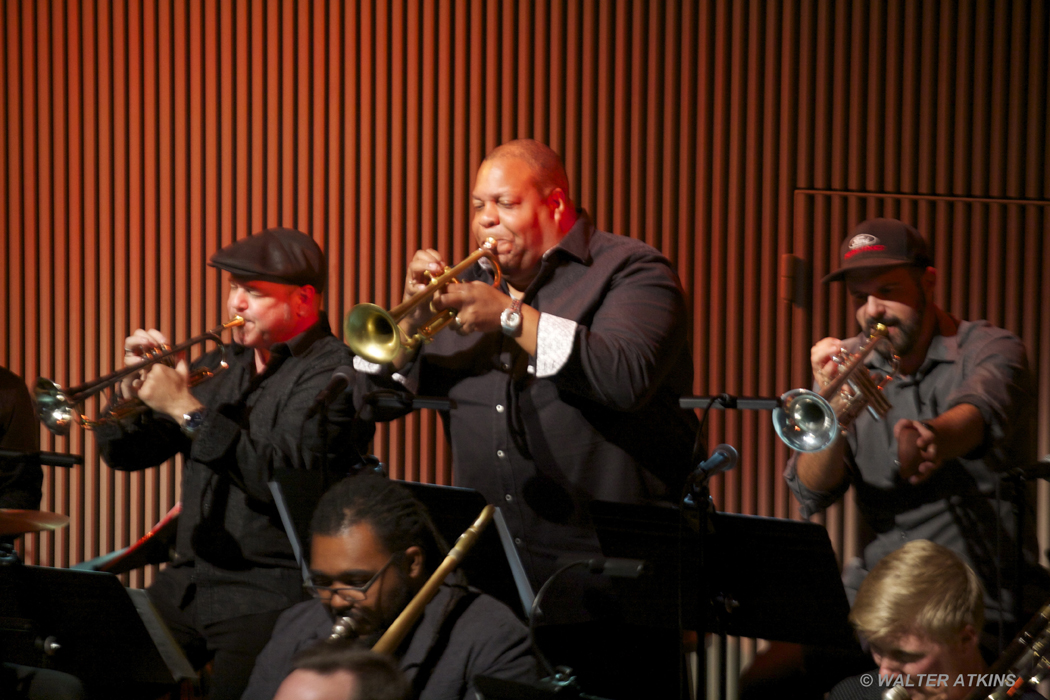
344, 239, 501, 365
772, 323, 897, 452
33, 317, 245, 435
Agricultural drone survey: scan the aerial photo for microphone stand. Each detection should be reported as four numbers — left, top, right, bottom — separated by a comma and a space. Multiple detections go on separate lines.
682, 445, 738, 700
682, 470, 713, 699
475, 559, 625, 700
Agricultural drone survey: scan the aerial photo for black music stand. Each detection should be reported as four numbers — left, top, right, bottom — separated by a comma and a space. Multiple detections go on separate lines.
400, 481, 535, 619
588, 500, 854, 700
588, 500, 853, 645
0, 565, 194, 697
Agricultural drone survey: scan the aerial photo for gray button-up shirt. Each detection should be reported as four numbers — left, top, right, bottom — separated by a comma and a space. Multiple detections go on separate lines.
785, 319, 1045, 626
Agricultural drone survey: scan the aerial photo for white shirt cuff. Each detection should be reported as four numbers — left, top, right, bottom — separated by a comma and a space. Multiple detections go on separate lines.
535, 313, 576, 378
352, 355, 411, 388
353, 356, 384, 375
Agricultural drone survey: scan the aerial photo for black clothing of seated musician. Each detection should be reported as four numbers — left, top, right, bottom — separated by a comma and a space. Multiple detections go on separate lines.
0, 365, 43, 512
97, 228, 371, 700
241, 474, 538, 700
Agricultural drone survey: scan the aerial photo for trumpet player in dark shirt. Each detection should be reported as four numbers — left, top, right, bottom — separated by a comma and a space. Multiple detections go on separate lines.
97, 228, 372, 700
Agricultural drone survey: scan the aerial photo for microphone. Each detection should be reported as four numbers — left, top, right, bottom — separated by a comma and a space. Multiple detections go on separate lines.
305, 366, 353, 418
584, 557, 646, 579
692, 444, 739, 482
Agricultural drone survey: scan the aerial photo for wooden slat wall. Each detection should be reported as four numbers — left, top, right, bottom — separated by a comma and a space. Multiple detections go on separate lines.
2, 0, 1048, 691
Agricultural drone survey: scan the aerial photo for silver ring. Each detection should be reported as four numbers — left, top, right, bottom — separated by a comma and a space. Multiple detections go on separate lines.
451, 316, 464, 331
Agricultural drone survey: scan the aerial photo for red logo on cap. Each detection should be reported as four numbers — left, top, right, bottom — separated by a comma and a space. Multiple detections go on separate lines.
845, 245, 886, 259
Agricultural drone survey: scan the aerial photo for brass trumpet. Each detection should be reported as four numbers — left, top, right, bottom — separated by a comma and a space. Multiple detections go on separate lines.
33, 316, 245, 435
773, 323, 897, 452
344, 239, 501, 365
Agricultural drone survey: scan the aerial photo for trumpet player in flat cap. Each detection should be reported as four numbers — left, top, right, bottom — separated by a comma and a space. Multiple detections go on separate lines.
96, 228, 373, 700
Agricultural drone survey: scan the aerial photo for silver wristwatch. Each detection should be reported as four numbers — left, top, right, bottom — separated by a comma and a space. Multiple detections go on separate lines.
181, 408, 206, 437
500, 298, 523, 337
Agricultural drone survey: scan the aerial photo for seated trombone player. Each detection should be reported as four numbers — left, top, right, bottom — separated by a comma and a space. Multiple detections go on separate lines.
783, 218, 1049, 641
96, 228, 373, 700
241, 474, 538, 700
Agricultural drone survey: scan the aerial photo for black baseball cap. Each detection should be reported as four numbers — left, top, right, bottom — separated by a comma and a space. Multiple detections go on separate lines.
822, 218, 932, 284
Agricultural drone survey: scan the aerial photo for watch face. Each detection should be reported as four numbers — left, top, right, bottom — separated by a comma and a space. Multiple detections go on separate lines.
183, 409, 205, 431
501, 309, 522, 335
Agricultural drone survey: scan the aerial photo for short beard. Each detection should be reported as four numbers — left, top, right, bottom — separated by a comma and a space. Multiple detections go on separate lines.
874, 285, 926, 360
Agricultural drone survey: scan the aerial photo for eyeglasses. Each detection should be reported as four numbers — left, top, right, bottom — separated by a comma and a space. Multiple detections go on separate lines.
304, 552, 402, 602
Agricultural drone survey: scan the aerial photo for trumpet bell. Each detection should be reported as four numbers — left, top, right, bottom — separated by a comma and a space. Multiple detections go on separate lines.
344, 303, 404, 365
772, 388, 839, 453
33, 378, 75, 436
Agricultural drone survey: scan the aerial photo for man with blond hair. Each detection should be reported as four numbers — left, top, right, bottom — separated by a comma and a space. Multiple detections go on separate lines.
829, 539, 1036, 700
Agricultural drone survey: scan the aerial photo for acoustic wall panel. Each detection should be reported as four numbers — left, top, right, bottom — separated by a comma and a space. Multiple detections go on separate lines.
2, 0, 1048, 687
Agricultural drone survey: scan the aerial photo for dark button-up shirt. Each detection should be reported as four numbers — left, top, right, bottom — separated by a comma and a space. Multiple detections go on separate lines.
241, 583, 539, 700
98, 316, 371, 623
785, 319, 1046, 625
364, 214, 698, 594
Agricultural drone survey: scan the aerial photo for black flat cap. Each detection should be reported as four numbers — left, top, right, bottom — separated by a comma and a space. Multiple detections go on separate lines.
209, 228, 326, 292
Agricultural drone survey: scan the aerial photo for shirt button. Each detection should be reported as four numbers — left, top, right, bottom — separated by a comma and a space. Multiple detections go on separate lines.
496, 404, 505, 413
505, 494, 513, 502
514, 537, 523, 546
496, 450, 505, 459
502, 363, 510, 371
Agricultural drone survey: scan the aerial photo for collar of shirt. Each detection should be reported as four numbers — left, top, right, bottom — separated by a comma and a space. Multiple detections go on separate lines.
542, 208, 594, 266
227, 316, 332, 379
